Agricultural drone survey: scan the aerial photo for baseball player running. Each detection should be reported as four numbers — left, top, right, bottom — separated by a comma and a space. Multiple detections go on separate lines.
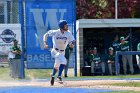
43, 20, 75, 86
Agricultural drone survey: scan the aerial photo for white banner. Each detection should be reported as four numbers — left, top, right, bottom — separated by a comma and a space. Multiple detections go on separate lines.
0, 24, 21, 54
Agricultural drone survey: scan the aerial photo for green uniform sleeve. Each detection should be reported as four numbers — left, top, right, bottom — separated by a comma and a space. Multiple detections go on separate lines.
88, 54, 93, 62
137, 43, 140, 51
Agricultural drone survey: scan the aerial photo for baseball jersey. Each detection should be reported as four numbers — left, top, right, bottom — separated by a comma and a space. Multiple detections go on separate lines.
93, 54, 101, 63
107, 54, 115, 61
10, 45, 21, 59
88, 54, 93, 62
112, 40, 120, 52
46, 29, 75, 50
120, 41, 129, 51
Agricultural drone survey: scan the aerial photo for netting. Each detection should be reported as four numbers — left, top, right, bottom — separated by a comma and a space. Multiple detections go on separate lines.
0, 0, 19, 24
0, 0, 20, 65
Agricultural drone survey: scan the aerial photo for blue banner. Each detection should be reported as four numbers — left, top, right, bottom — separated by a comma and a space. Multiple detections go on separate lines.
25, 0, 76, 68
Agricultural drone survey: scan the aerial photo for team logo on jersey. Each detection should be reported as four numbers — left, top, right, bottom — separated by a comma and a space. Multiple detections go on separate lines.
0, 29, 16, 43
121, 46, 129, 50
56, 37, 67, 40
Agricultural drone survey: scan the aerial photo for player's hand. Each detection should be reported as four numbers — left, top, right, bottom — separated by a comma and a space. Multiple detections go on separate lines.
108, 60, 111, 63
69, 43, 74, 48
69, 41, 75, 48
95, 61, 98, 64
44, 43, 49, 49
17, 50, 21, 54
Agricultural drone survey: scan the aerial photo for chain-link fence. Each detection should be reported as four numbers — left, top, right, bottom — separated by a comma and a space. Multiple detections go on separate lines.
0, 0, 19, 24
0, 0, 20, 66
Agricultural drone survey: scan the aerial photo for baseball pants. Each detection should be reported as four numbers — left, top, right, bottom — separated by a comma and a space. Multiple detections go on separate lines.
9, 59, 21, 78
51, 48, 67, 69
108, 62, 120, 75
122, 55, 134, 74
91, 61, 105, 74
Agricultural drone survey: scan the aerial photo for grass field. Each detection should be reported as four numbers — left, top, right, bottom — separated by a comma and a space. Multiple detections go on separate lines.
0, 67, 140, 93
0, 67, 52, 80
1, 67, 140, 80
112, 82, 140, 87
107, 82, 140, 93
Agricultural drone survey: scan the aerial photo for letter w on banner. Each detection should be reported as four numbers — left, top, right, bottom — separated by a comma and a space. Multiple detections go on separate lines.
25, 0, 76, 68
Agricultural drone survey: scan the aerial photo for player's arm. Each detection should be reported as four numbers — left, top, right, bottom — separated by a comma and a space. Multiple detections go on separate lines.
43, 33, 49, 49
10, 47, 18, 54
43, 30, 56, 49
124, 33, 130, 40
16, 47, 21, 54
69, 36, 75, 48
68, 31, 75, 48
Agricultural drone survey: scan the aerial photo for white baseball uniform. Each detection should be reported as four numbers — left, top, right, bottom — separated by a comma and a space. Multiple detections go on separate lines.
45, 29, 75, 68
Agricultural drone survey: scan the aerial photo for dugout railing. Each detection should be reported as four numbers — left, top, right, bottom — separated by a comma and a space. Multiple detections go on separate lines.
115, 51, 140, 75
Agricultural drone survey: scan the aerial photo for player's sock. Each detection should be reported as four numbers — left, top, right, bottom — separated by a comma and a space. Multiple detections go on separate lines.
52, 68, 57, 76
58, 64, 65, 77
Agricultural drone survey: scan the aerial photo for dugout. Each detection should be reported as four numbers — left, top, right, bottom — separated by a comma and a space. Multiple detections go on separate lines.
76, 19, 140, 76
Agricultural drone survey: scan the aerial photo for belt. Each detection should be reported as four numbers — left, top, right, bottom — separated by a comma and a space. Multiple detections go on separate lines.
55, 48, 64, 52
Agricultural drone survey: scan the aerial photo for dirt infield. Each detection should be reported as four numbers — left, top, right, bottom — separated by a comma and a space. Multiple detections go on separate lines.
0, 79, 140, 92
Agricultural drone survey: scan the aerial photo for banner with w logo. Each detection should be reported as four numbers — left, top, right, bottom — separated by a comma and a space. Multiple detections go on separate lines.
25, 0, 76, 68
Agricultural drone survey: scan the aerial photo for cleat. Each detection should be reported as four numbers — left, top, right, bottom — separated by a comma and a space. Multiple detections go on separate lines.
57, 77, 63, 84
50, 76, 55, 86
64, 75, 68, 78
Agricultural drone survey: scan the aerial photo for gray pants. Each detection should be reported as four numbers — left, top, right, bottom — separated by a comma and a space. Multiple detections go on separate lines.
108, 62, 120, 75
64, 59, 69, 76
9, 59, 21, 78
64, 51, 72, 76
108, 63, 114, 75
91, 61, 105, 74
122, 55, 134, 74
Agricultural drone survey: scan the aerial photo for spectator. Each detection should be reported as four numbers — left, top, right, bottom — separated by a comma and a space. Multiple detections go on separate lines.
136, 43, 140, 69
120, 36, 134, 75
91, 47, 105, 75
8, 39, 21, 79
107, 47, 116, 75
64, 45, 73, 77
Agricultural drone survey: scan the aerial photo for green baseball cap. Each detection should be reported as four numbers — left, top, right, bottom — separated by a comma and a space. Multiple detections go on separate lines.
109, 47, 113, 50
120, 36, 124, 40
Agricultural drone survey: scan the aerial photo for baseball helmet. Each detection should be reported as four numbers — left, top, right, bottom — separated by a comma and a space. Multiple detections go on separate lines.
59, 20, 67, 28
